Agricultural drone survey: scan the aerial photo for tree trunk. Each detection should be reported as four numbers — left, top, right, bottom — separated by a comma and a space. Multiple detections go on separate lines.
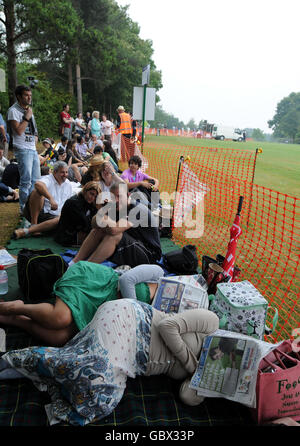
68, 62, 73, 95
4, 0, 17, 105
75, 63, 82, 113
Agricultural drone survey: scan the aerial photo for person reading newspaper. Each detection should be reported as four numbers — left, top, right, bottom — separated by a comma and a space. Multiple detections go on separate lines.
188, 329, 284, 408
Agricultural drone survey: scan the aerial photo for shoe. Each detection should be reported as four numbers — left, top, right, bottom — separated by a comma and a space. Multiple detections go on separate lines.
13, 228, 29, 240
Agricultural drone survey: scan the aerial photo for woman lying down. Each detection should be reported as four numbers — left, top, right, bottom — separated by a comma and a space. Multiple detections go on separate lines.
0, 298, 219, 426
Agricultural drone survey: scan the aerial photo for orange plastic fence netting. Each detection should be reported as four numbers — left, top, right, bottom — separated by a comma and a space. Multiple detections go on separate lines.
121, 138, 300, 342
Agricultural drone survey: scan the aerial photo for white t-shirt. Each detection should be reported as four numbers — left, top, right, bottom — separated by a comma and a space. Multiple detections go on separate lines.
7, 102, 37, 151
55, 142, 67, 152
0, 156, 9, 170
0, 156, 9, 180
101, 120, 113, 136
39, 174, 74, 215
75, 118, 86, 132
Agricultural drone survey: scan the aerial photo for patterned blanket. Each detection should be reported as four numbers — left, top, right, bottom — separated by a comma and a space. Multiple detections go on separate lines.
0, 236, 255, 426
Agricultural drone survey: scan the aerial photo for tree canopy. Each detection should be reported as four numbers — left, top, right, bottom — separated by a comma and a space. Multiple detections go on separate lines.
268, 92, 300, 143
0, 0, 163, 137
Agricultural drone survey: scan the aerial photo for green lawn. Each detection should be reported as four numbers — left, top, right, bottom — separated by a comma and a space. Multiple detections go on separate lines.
144, 135, 300, 198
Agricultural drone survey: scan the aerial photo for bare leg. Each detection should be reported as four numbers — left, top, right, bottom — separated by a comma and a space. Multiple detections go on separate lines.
0, 314, 78, 347
14, 216, 60, 239
0, 297, 73, 330
87, 233, 122, 264
71, 165, 81, 183
28, 189, 44, 224
73, 228, 106, 262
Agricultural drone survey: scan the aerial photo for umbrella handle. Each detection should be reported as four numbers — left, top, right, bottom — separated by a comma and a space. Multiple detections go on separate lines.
237, 196, 244, 215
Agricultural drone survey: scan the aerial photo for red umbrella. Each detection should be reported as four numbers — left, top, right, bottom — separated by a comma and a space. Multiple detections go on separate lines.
222, 196, 244, 281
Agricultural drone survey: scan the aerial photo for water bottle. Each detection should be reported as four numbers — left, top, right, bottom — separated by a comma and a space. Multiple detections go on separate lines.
0, 266, 8, 295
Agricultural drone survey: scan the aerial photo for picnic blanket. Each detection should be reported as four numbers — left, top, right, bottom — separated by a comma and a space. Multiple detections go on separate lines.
0, 235, 255, 426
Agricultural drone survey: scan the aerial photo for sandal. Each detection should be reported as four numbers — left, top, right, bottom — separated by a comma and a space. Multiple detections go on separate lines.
13, 228, 29, 240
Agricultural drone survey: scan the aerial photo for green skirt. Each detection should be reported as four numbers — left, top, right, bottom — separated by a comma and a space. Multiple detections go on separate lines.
53, 261, 150, 331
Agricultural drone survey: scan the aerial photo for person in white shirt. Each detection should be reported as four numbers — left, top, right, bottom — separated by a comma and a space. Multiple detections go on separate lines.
7, 85, 40, 212
88, 133, 103, 152
54, 136, 68, 152
13, 161, 74, 239
74, 112, 86, 137
0, 147, 9, 182
100, 114, 114, 141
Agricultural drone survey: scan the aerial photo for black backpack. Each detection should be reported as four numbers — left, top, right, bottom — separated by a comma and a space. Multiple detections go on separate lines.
17, 248, 68, 302
163, 244, 199, 275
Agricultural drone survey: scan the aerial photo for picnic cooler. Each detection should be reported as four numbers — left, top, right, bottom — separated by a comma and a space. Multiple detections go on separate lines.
253, 339, 300, 423
209, 280, 278, 340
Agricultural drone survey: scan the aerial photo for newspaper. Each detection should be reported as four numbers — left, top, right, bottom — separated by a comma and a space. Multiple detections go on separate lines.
189, 329, 282, 408
152, 274, 208, 313
0, 249, 17, 267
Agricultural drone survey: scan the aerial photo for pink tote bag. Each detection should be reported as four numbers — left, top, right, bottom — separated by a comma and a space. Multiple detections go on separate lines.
253, 340, 300, 424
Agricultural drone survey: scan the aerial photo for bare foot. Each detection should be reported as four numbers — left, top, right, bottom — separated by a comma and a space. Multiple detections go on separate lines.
0, 300, 25, 315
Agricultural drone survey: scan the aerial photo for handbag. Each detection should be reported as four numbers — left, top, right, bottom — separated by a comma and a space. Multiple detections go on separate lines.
209, 280, 278, 340
163, 245, 198, 275
253, 340, 300, 423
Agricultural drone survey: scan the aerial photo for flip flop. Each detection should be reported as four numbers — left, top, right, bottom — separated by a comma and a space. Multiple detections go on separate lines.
13, 228, 29, 240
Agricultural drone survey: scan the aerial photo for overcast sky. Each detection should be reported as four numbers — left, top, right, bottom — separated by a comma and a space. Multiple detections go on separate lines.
116, 0, 300, 132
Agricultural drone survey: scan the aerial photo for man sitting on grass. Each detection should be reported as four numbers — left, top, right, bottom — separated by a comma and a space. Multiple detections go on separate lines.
13, 161, 73, 239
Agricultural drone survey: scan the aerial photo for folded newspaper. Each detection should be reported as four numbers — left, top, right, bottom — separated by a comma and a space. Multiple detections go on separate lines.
189, 329, 282, 407
152, 274, 208, 313
0, 249, 17, 267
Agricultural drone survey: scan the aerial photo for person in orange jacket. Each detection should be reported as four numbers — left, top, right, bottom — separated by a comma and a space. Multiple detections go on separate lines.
116, 105, 132, 139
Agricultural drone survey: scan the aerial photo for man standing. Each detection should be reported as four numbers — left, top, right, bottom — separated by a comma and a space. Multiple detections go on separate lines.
60, 104, 73, 140
116, 106, 132, 139
7, 85, 40, 212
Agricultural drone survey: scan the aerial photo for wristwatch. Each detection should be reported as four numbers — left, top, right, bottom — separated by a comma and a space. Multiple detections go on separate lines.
23, 117, 30, 122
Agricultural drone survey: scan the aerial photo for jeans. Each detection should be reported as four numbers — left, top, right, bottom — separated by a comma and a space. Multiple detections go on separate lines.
0, 182, 12, 201
14, 148, 41, 211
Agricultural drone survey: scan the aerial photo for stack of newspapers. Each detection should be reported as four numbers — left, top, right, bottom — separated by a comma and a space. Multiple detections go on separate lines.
152, 274, 208, 314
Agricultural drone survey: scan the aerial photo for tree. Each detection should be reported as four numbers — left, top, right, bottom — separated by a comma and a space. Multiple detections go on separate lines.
149, 104, 184, 129
0, 0, 162, 129
0, 0, 82, 105
252, 128, 265, 141
268, 92, 300, 143
186, 118, 197, 130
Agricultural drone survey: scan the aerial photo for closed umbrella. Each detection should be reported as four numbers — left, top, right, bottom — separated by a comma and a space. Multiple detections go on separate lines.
222, 196, 244, 281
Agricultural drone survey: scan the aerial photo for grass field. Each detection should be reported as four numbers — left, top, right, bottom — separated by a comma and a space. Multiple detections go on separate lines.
0, 135, 298, 340
144, 135, 300, 198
